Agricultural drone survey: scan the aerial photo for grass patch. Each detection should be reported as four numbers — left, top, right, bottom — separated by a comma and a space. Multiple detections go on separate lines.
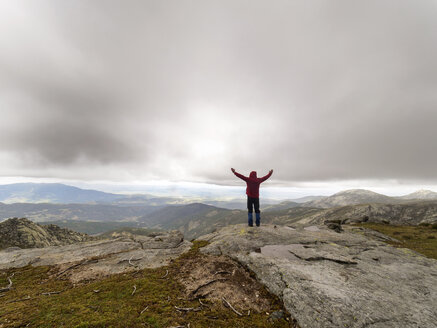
355, 223, 437, 260
0, 241, 295, 328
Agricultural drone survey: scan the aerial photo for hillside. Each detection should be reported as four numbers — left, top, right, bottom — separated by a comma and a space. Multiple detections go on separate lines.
0, 217, 93, 249
136, 199, 437, 238
140, 203, 245, 240
264, 200, 300, 211
0, 202, 161, 223
268, 200, 437, 227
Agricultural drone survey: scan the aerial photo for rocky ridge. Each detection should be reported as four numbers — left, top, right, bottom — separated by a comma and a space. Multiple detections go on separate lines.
0, 217, 93, 250
287, 201, 437, 226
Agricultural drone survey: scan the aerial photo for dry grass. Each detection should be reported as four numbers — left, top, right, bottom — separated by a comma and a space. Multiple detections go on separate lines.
355, 223, 437, 260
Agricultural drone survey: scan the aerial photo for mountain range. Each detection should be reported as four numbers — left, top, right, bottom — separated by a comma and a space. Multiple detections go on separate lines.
268, 189, 437, 210
1, 183, 437, 239
0, 183, 122, 204
0, 183, 278, 209
2, 183, 437, 207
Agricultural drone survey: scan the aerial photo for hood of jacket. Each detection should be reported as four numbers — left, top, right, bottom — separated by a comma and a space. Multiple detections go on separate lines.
249, 171, 257, 179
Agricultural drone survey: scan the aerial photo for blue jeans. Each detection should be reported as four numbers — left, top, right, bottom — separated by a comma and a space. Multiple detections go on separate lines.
248, 212, 261, 226
247, 197, 261, 226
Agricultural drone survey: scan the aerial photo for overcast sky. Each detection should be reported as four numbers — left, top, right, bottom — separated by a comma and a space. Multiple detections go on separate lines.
1, 0, 437, 194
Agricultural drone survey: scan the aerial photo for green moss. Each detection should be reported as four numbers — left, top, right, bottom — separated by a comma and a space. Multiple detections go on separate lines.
356, 223, 437, 260
0, 240, 296, 328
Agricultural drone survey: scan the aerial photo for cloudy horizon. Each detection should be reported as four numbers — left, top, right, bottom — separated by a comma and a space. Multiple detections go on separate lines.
1, 0, 437, 196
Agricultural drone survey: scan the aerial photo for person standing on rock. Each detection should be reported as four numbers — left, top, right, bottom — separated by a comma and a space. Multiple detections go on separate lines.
231, 168, 273, 227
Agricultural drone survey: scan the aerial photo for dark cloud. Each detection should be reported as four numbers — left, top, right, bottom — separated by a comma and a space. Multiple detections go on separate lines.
0, 0, 436, 185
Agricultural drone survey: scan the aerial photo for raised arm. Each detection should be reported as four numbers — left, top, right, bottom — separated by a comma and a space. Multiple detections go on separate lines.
259, 169, 273, 182
231, 168, 248, 181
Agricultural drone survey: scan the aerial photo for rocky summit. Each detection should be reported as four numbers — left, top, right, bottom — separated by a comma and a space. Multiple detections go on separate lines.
198, 224, 437, 328
1, 221, 436, 327
0, 217, 93, 250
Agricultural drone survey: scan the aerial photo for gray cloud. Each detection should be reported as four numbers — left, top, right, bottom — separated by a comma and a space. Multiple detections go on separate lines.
1, 0, 437, 185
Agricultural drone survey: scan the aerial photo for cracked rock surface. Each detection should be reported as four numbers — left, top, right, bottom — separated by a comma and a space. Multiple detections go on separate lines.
198, 224, 437, 328
0, 231, 191, 282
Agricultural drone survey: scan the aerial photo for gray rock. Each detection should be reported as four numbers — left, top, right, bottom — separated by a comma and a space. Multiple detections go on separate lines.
0, 230, 191, 282
199, 224, 437, 328
324, 219, 343, 233
0, 217, 93, 249
303, 225, 320, 232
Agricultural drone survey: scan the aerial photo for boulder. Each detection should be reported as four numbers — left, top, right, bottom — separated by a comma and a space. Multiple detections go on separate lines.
198, 224, 437, 328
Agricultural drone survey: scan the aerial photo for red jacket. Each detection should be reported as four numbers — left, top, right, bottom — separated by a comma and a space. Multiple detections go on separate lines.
233, 170, 272, 198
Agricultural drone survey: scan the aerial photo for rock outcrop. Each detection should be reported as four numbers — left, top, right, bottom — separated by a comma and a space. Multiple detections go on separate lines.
198, 224, 437, 328
0, 230, 191, 283
0, 217, 92, 250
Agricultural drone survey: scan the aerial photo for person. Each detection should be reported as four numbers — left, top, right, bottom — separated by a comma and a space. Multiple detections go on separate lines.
231, 168, 273, 227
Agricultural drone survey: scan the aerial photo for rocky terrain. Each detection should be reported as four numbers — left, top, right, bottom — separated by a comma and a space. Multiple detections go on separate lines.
0, 231, 293, 327
140, 203, 245, 240
1, 219, 436, 327
199, 224, 437, 328
0, 218, 94, 250
275, 201, 437, 226
0, 229, 191, 283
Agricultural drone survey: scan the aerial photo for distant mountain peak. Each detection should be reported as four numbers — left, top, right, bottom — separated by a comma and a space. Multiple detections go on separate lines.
412, 189, 436, 194
333, 189, 384, 195
400, 189, 437, 200
304, 189, 394, 208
